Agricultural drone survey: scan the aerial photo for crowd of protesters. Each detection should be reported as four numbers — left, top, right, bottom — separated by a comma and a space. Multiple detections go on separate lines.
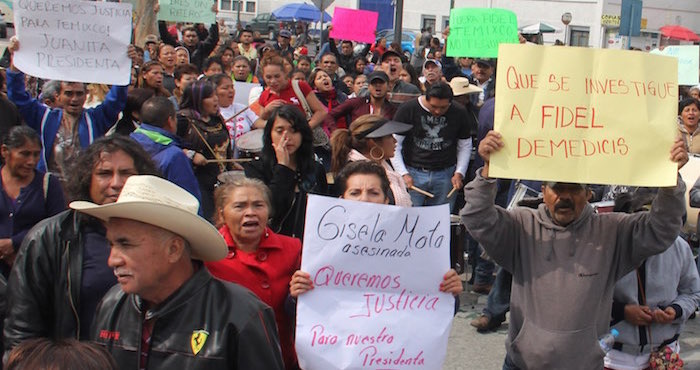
0, 9, 697, 370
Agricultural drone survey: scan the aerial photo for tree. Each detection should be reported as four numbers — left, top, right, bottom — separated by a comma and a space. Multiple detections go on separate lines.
132, 0, 158, 47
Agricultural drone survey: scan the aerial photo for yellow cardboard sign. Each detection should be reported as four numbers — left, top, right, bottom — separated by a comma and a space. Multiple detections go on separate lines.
490, 44, 678, 186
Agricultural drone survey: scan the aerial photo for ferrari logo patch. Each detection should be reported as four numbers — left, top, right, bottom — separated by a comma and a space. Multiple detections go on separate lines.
190, 330, 209, 356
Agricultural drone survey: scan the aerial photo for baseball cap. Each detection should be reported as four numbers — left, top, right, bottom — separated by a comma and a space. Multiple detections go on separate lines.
279, 30, 292, 38
423, 59, 442, 70
356, 119, 412, 139
368, 71, 389, 83
475, 59, 494, 68
380, 50, 403, 63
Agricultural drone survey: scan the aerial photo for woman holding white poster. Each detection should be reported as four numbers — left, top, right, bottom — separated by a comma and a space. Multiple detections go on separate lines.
289, 161, 463, 297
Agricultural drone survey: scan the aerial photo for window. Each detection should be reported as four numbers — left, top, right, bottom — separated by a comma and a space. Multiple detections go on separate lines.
421, 16, 435, 33
569, 28, 589, 47
220, 0, 232, 11
246, 2, 255, 13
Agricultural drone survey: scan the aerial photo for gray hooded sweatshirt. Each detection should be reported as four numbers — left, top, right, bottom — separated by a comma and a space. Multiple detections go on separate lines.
460, 169, 686, 370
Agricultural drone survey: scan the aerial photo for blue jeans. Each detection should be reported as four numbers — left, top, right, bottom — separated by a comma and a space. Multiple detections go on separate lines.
502, 353, 521, 370
467, 234, 496, 285
407, 165, 456, 208
483, 267, 512, 322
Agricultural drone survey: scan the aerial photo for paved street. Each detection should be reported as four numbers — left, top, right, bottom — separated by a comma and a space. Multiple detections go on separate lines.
443, 280, 700, 369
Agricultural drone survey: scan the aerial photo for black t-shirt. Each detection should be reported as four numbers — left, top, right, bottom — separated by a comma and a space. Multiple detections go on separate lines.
394, 98, 474, 170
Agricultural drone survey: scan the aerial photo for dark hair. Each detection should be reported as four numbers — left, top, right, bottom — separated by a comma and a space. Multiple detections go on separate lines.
320, 52, 337, 62
138, 61, 170, 97
232, 55, 251, 66
179, 80, 216, 115
174, 63, 199, 80
307, 68, 331, 90
341, 40, 353, 47
330, 114, 387, 173
182, 26, 197, 35
389, 41, 403, 54
5, 338, 118, 370
679, 98, 700, 115
123, 88, 155, 124
336, 160, 391, 201
262, 105, 316, 191
65, 136, 158, 202
297, 55, 312, 65
203, 56, 223, 72
401, 63, 422, 91
3, 125, 41, 150
425, 81, 453, 101
238, 28, 253, 38
207, 73, 232, 88
140, 96, 176, 128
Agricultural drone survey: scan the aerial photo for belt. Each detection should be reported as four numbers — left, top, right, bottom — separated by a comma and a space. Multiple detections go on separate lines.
407, 164, 453, 172
612, 333, 680, 355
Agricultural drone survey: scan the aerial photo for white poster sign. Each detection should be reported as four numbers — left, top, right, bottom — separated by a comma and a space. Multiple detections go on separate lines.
13, 0, 133, 85
296, 195, 454, 370
650, 45, 700, 86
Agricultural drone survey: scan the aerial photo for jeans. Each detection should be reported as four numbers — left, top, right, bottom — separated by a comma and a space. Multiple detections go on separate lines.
467, 234, 495, 285
502, 353, 521, 370
407, 165, 456, 208
483, 267, 512, 322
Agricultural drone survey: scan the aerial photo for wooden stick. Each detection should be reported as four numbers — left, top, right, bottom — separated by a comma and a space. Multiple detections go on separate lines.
446, 187, 458, 199
225, 105, 251, 123
205, 158, 254, 163
409, 185, 434, 198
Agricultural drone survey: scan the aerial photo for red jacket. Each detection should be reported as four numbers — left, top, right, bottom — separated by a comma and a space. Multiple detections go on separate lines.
206, 226, 301, 369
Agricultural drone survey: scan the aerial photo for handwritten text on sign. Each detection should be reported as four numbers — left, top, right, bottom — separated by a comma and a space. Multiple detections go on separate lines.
650, 45, 700, 86
158, 0, 214, 25
296, 195, 454, 370
490, 44, 678, 186
13, 0, 132, 85
446, 8, 519, 58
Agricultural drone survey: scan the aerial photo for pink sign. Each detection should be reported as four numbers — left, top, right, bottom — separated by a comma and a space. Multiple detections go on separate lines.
330, 7, 378, 44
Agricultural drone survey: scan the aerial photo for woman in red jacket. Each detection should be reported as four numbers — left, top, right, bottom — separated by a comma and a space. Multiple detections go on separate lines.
206, 177, 301, 370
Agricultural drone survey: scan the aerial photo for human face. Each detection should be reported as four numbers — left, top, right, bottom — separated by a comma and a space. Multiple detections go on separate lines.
158, 45, 176, 69
681, 103, 700, 130
341, 42, 353, 56
297, 59, 311, 74
423, 64, 441, 84
107, 218, 177, 305
175, 49, 189, 65
381, 56, 402, 81
183, 30, 199, 47
542, 183, 591, 226
2, 140, 40, 180
353, 75, 367, 95
342, 174, 388, 204
239, 31, 253, 45
425, 97, 451, 117
690, 89, 700, 100
89, 150, 137, 205
59, 82, 87, 115
355, 59, 366, 74
201, 93, 219, 116
175, 73, 197, 92
204, 62, 223, 76
369, 79, 388, 99
398, 69, 411, 83
278, 35, 290, 48
270, 117, 302, 157
143, 65, 164, 89
221, 186, 269, 244
314, 70, 334, 92
263, 65, 289, 93
320, 55, 338, 76
342, 75, 354, 90
473, 63, 493, 83
215, 78, 235, 107
291, 71, 306, 82
221, 50, 234, 67
374, 135, 397, 159
233, 59, 251, 81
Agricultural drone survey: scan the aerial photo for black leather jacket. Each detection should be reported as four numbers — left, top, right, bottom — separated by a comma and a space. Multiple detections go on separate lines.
3, 210, 95, 358
92, 266, 285, 370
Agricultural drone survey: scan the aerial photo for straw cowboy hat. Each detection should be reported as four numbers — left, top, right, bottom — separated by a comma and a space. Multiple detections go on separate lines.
449, 76, 483, 96
70, 175, 227, 262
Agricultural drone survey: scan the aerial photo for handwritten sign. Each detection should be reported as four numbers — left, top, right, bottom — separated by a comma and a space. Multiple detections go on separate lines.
157, 0, 214, 25
650, 45, 699, 86
490, 44, 678, 186
330, 7, 378, 44
12, 0, 132, 85
446, 8, 519, 58
296, 195, 454, 370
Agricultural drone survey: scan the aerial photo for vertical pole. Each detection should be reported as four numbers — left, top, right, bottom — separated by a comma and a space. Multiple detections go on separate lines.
393, 0, 403, 37
237, 0, 241, 24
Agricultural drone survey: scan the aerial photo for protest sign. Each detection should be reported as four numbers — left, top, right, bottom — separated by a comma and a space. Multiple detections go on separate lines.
233, 81, 260, 106
650, 45, 699, 86
446, 8, 519, 58
330, 7, 378, 44
296, 195, 454, 370
157, 0, 214, 25
490, 44, 678, 186
13, 0, 132, 85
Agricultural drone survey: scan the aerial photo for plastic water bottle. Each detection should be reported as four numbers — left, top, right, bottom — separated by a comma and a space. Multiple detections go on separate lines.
599, 328, 620, 353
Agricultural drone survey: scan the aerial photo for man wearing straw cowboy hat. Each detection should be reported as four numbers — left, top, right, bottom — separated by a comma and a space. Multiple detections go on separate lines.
72, 176, 284, 369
